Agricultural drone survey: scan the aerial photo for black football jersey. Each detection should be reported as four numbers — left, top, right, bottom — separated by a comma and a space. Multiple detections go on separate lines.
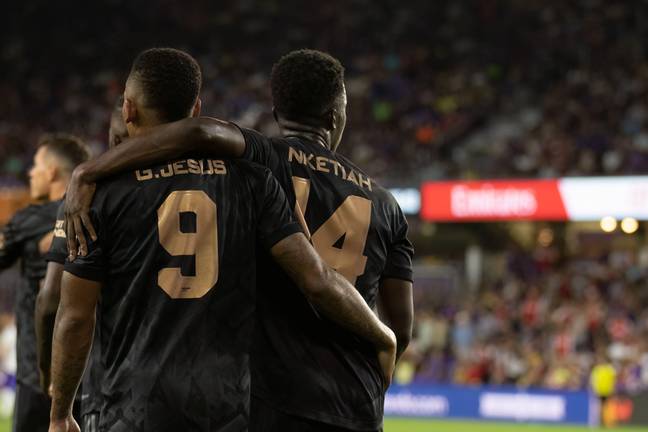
46, 202, 100, 415
238, 128, 414, 430
0, 199, 59, 390
64, 157, 301, 432
44, 202, 66, 265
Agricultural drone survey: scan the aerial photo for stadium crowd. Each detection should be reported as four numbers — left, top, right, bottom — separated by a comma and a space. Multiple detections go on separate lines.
4, 0, 648, 186
401, 240, 648, 394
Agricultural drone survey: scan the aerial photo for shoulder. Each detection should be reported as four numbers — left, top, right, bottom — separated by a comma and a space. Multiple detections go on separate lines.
227, 159, 274, 184
335, 152, 396, 203
92, 172, 140, 214
95, 171, 139, 197
10, 201, 59, 226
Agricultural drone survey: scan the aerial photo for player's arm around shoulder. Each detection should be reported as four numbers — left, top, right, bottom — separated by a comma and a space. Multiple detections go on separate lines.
64, 117, 246, 255
270, 233, 397, 388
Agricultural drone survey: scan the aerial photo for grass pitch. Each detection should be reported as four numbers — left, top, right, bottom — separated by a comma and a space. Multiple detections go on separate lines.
1, 417, 645, 431
384, 418, 647, 431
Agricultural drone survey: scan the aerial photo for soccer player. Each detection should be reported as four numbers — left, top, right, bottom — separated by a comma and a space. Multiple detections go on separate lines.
64, 49, 414, 431
36, 98, 127, 432
48, 48, 396, 432
0, 134, 89, 432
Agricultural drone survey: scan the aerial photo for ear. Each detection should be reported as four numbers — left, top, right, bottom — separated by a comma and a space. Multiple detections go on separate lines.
326, 109, 337, 131
46, 163, 58, 183
191, 98, 202, 117
123, 98, 137, 125
272, 107, 279, 123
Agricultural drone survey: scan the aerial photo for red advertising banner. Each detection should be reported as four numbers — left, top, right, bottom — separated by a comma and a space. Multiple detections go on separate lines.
420, 180, 568, 221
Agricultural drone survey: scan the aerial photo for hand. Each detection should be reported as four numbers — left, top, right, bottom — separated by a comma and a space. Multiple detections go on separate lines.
49, 415, 80, 432
64, 166, 97, 261
377, 326, 397, 390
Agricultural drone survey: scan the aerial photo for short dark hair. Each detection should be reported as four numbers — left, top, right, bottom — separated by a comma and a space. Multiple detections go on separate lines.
271, 49, 345, 122
38, 133, 90, 174
129, 48, 202, 122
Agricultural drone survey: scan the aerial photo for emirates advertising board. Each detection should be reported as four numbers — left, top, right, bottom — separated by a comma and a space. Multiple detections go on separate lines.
420, 177, 648, 222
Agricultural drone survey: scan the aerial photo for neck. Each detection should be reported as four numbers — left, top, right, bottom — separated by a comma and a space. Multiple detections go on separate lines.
49, 181, 67, 201
278, 119, 331, 149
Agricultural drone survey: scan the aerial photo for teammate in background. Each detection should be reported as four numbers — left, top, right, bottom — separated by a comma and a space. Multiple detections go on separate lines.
0, 134, 89, 432
49, 48, 395, 432
64, 49, 413, 431
36, 98, 127, 432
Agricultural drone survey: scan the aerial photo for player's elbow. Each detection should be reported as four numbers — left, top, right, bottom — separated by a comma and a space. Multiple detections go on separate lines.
395, 328, 412, 352
190, 119, 225, 146
56, 305, 94, 333
184, 118, 211, 148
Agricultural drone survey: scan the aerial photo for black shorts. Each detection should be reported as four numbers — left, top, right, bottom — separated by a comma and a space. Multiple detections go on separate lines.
82, 412, 99, 432
250, 396, 382, 432
13, 383, 49, 432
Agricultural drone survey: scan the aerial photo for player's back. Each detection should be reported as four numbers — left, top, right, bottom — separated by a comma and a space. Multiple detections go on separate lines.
241, 129, 413, 430
65, 157, 298, 431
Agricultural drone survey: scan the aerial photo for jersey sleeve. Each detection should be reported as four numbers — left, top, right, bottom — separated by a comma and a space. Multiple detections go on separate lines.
238, 127, 282, 172
45, 202, 67, 264
254, 168, 303, 250
63, 194, 108, 282
0, 212, 25, 269
381, 202, 414, 282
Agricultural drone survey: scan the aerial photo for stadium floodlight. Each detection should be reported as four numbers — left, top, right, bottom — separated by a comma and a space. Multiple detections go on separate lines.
600, 216, 617, 233
621, 217, 639, 234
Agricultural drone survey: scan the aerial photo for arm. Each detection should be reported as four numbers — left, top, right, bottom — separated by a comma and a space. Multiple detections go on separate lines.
65, 117, 245, 258
75, 117, 244, 184
0, 223, 23, 270
270, 233, 397, 387
50, 271, 99, 428
35, 261, 64, 394
378, 278, 413, 361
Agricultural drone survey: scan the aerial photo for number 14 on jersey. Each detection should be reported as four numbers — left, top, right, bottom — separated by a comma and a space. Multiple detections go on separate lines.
292, 176, 371, 285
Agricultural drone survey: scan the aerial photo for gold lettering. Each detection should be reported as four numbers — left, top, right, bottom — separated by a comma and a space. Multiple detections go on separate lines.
212, 160, 227, 174
157, 191, 219, 299
160, 164, 174, 178
316, 156, 330, 173
202, 160, 213, 175
346, 170, 359, 186
332, 161, 341, 176
338, 163, 346, 179
54, 220, 66, 238
173, 160, 188, 175
136, 169, 153, 181
187, 159, 202, 174
288, 147, 306, 165
292, 177, 312, 238
358, 173, 372, 191
306, 154, 317, 170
